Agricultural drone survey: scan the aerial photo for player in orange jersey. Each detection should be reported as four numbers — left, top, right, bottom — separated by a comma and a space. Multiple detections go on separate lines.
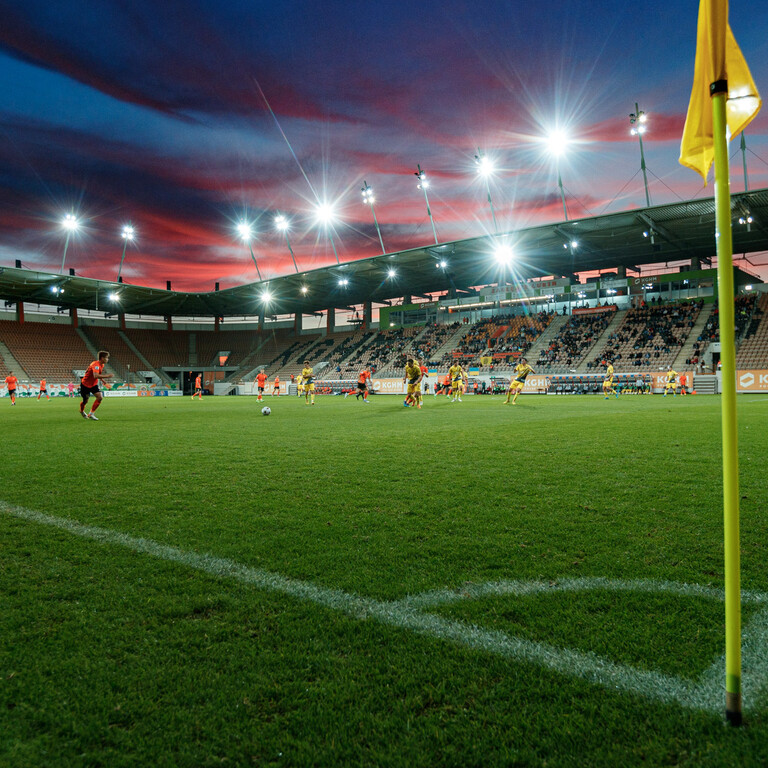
678, 372, 688, 395
348, 368, 371, 402
79, 351, 113, 421
37, 378, 50, 400
192, 374, 203, 400
256, 370, 268, 401
272, 376, 280, 396
4, 371, 18, 405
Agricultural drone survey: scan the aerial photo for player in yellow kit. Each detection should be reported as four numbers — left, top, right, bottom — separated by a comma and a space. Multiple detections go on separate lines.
448, 362, 467, 402
602, 361, 618, 399
403, 357, 423, 409
505, 358, 534, 404
663, 367, 678, 397
301, 361, 315, 405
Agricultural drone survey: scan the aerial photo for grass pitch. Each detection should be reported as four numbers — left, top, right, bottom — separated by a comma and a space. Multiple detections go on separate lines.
2, 392, 768, 767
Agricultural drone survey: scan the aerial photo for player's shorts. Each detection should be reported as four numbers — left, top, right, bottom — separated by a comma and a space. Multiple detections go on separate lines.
407, 382, 420, 396
304, 382, 315, 392
39, 388, 47, 393
80, 384, 100, 398
357, 382, 367, 392
666, 382, 677, 389
452, 379, 462, 390
258, 386, 264, 392
603, 378, 613, 388
510, 380, 525, 391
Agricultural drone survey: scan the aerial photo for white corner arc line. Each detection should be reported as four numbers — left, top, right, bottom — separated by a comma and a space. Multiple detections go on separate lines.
2, 500, 767, 715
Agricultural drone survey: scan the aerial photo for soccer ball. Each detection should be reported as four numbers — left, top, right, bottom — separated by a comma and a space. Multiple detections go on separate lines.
261, 406, 271, 416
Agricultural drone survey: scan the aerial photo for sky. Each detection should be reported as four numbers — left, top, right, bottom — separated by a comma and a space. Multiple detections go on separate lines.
1, 0, 767, 292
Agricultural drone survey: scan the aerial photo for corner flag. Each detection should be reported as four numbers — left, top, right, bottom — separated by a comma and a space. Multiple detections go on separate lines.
679, 0, 761, 182
679, 0, 761, 727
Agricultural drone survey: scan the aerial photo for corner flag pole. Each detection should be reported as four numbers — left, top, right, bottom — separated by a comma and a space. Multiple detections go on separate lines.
711, 83, 741, 726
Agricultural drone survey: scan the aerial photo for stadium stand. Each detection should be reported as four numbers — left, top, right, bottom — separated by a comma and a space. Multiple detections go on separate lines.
585, 301, 702, 371
0, 320, 92, 381
536, 309, 616, 373
736, 293, 768, 368
124, 328, 190, 369
80, 325, 149, 382
195, 330, 261, 368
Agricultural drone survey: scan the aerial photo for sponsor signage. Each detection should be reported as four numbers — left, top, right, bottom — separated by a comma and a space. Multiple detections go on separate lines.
572, 305, 618, 315
600, 278, 629, 290
372, 377, 407, 394
737, 370, 768, 392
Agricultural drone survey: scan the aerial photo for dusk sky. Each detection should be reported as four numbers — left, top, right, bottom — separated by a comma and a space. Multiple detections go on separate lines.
1, 0, 767, 291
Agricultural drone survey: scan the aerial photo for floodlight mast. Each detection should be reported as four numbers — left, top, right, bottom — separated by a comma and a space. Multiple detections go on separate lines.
117, 223, 135, 282
59, 213, 79, 274
740, 132, 749, 192
629, 103, 651, 208
545, 132, 569, 221
237, 222, 263, 281
361, 181, 386, 254
274, 213, 299, 273
415, 164, 439, 245
474, 149, 499, 234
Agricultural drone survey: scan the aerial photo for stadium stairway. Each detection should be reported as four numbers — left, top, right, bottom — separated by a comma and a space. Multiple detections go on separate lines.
76, 327, 123, 382
0, 338, 28, 379
118, 331, 171, 385
575, 310, 627, 372
524, 315, 568, 366
376, 325, 435, 376
671, 305, 713, 370
430, 323, 474, 363
337, 330, 379, 368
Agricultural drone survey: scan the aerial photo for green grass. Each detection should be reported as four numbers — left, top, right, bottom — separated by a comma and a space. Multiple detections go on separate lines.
2, 392, 768, 767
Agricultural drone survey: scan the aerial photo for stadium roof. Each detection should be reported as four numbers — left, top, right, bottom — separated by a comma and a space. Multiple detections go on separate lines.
2, 189, 767, 318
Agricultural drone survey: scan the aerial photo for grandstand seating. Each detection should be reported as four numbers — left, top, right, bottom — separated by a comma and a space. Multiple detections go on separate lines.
81, 325, 147, 381
736, 293, 768, 368
195, 330, 260, 368
122, 328, 190, 369
0, 320, 92, 382
536, 309, 615, 373
586, 301, 702, 372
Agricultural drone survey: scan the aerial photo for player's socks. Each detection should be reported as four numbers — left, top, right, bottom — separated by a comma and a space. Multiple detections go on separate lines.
91, 400, 101, 413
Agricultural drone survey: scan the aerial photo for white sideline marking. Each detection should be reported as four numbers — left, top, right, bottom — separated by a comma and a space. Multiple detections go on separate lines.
3, 499, 768, 715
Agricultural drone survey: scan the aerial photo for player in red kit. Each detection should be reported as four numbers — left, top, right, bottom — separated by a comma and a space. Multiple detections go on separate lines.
37, 378, 50, 400
192, 374, 203, 400
4, 371, 18, 405
256, 371, 268, 401
79, 351, 113, 421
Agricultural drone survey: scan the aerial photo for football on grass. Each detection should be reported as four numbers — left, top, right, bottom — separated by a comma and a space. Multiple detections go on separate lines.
261, 406, 271, 415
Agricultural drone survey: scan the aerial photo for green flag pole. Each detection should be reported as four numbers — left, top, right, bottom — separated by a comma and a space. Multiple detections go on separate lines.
711, 82, 742, 726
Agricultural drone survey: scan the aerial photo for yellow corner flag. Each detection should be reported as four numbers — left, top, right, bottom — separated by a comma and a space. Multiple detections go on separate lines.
679, 0, 761, 182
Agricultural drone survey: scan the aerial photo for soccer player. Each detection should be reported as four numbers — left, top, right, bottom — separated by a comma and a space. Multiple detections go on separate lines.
602, 361, 618, 400
5, 371, 18, 405
434, 373, 451, 398
37, 378, 50, 400
67, 381, 75, 397
272, 376, 280, 396
348, 367, 371, 402
301, 361, 315, 405
192, 373, 203, 400
448, 362, 467, 402
403, 357, 423, 408
663, 368, 678, 397
79, 350, 113, 420
678, 372, 688, 395
256, 370, 268, 401
297, 374, 304, 398
505, 358, 535, 405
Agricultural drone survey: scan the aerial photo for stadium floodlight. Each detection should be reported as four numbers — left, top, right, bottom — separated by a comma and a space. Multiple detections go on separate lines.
494, 243, 514, 265
439, 260, 447, 269
745, 284, 753, 291
50, 285, 64, 295
274, 212, 299, 272
261, 291, 272, 303
117, 222, 136, 282
108, 292, 120, 302
414, 164, 439, 244
629, 103, 651, 207
338, 278, 349, 287
361, 180, 386, 254
59, 213, 80, 274
314, 202, 341, 264
571, 240, 578, 249
474, 149, 499, 233
235, 220, 262, 281
387, 268, 397, 279
300, 285, 308, 294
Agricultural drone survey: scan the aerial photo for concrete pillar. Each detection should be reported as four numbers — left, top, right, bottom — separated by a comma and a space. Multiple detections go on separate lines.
403, 295, 412, 306
166, 316, 173, 331
214, 316, 220, 332
258, 308, 265, 332
690, 257, 702, 271
294, 313, 303, 334
16, 302, 24, 324
363, 301, 372, 330
617, 265, 627, 278
326, 308, 335, 333
119, 313, 126, 331
70, 307, 78, 328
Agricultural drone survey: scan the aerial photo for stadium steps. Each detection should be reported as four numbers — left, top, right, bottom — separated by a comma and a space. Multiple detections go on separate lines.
76, 327, 124, 382
671, 306, 713, 370
337, 330, 379, 367
0, 338, 28, 379
375, 325, 435, 376
227, 332, 289, 382
694, 374, 717, 394
524, 315, 568, 365
431, 323, 474, 363
117, 330, 170, 385
575, 310, 627, 372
